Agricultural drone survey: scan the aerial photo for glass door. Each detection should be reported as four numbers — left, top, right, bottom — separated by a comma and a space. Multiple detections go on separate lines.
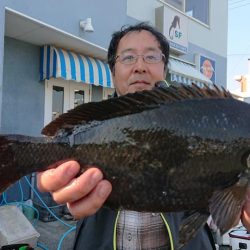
44, 79, 70, 126
44, 79, 91, 127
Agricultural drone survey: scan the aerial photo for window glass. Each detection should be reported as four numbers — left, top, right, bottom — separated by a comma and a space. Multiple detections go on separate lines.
74, 90, 85, 107
185, 0, 209, 25
52, 86, 64, 120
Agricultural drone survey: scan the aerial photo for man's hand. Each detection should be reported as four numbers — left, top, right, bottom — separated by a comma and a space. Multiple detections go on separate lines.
37, 161, 112, 219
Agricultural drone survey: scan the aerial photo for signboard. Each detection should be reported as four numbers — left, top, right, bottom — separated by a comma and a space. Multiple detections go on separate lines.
161, 6, 188, 54
199, 55, 216, 84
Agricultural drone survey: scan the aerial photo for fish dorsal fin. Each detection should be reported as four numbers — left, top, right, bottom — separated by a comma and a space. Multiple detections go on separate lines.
42, 83, 232, 136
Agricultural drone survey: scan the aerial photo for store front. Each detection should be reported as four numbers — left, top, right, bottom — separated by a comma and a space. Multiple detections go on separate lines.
4, 7, 115, 128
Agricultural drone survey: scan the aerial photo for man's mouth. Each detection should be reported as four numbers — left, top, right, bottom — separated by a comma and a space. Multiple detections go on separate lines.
130, 80, 150, 85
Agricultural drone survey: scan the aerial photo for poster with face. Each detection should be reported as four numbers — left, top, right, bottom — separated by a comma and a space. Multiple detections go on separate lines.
199, 55, 216, 84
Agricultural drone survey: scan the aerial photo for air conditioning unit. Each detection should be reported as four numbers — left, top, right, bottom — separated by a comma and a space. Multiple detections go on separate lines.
0, 205, 40, 248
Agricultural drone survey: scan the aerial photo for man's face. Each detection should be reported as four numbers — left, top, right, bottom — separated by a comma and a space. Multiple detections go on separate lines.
112, 30, 166, 96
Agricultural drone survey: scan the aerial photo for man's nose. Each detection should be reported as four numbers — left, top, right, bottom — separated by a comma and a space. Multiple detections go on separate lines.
133, 56, 147, 73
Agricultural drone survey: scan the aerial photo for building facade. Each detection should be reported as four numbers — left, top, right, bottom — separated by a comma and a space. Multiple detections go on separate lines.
0, 0, 228, 199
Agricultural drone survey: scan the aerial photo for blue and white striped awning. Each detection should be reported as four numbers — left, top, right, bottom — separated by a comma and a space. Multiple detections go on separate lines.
40, 45, 114, 88
168, 58, 212, 87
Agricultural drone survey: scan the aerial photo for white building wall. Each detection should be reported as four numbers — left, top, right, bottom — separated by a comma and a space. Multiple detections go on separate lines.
126, 0, 162, 24
191, 0, 227, 57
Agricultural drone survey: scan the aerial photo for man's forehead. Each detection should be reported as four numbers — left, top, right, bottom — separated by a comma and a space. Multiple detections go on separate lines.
117, 30, 161, 50
119, 30, 159, 44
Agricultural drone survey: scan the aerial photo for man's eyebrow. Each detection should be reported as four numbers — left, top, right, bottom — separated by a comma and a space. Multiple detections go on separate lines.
119, 48, 135, 54
145, 47, 161, 52
119, 47, 161, 54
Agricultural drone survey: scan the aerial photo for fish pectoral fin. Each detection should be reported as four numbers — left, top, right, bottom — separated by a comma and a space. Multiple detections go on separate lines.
209, 178, 249, 235
178, 211, 209, 249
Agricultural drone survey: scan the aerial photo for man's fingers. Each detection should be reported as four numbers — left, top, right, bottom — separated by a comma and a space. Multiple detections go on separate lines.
67, 180, 112, 218
52, 168, 104, 204
36, 161, 111, 218
37, 160, 80, 192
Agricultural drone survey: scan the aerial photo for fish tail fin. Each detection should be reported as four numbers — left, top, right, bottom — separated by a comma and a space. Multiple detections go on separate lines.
209, 177, 248, 235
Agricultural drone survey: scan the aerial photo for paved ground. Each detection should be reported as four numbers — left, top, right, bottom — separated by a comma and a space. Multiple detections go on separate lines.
34, 218, 77, 250
0, 204, 76, 250
25, 191, 77, 250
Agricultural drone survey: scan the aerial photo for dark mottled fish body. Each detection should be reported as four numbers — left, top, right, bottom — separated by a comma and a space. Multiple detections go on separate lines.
71, 98, 250, 212
1, 84, 250, 247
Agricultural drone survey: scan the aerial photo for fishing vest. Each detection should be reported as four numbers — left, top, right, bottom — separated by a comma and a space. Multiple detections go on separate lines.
73, 207, 216, 250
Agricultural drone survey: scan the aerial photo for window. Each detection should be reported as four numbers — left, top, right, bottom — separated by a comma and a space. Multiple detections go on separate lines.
74, 90, 85, 108
52, 86, 64, 120
185, 0, 209, 25
164, 0, 209, 25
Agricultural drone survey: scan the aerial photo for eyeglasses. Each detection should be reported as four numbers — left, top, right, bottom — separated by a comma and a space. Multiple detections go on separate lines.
115, 52, 165, 65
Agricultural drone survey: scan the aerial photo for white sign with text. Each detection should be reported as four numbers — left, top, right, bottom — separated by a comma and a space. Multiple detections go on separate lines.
161, 6, 188, 54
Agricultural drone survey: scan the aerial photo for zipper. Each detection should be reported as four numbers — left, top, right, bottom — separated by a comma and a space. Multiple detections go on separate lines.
113, 210, 121, 250
160, 213, 174, 250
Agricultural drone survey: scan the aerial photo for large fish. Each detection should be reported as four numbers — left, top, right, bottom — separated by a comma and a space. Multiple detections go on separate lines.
0, 83, 250, 247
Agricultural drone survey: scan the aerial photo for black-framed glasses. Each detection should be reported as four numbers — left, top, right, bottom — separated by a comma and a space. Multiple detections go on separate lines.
116, 52, 165, 65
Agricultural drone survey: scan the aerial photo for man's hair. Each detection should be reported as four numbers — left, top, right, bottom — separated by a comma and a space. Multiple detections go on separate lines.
107, 22, 170, 74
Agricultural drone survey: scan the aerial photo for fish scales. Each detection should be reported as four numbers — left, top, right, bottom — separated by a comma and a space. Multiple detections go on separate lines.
1, 83, 250, 247
68, 98, 248, 212
0, 135, 73, 191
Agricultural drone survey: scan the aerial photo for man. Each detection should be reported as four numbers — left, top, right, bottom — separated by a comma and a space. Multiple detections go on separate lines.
37, 23, 250, 249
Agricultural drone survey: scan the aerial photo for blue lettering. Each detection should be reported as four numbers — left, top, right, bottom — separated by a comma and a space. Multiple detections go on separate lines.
175, 31, 182, 39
